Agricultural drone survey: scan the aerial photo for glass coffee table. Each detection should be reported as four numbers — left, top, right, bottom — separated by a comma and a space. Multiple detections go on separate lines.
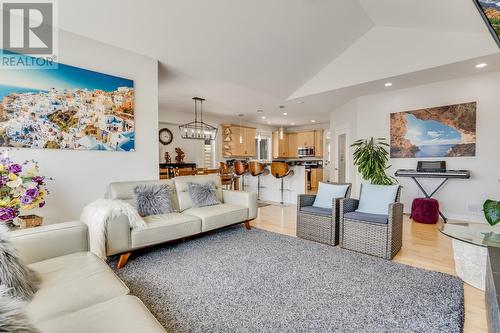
439, 221, 500, 290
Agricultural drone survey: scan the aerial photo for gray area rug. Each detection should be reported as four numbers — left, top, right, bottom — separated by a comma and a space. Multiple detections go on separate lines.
110, 226, 464, 333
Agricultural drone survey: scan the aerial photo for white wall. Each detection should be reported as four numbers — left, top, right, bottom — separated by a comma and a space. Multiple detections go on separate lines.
8, 30, 159, 223
158, 122, 207, 166
158, 108, 277, 165
330, 70, 500, 223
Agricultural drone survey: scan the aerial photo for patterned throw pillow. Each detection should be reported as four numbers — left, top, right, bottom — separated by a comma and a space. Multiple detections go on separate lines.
0, 225, 39, 301
134, 184, 176, 217
187, 182, 221, 208
0, 286, 39, 333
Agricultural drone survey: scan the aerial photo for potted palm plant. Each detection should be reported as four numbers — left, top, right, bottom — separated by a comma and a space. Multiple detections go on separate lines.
351, 137, 395, 185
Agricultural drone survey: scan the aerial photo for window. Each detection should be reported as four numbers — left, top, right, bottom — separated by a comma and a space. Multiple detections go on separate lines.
203, 139, 214, 168
254, 132, 271, 161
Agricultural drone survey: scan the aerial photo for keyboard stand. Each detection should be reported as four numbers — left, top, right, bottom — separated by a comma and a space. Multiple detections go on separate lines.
410, 177, 449, 222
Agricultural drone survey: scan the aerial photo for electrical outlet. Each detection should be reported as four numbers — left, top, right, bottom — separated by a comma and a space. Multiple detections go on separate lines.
466, 202, 482, 214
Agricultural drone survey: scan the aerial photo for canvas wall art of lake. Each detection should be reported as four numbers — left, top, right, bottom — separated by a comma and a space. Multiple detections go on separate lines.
390, 102, 476, 158
0, 51, 135, 151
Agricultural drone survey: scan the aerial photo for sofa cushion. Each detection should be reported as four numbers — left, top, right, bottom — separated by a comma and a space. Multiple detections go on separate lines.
356, 184, 399, 215
312, 182, 349, 209
106, 179, 179, 211
134, 184, 176, 216
187, 182, 221, 208
183, 203, 248, 232
37, 295, 166, 333
300, 205, 332, 216
344, 211, 389, 224
131, 213, 202, 249
0, 225, 39, 301
174, 174, 223, 211
26, 252, 129, 323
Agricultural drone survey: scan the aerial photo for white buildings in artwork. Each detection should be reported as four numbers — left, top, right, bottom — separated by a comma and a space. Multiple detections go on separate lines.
0, 87, 135, 151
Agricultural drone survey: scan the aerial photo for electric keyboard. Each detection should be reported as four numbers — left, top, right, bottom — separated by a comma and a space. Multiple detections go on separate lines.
395, 169, 470, 179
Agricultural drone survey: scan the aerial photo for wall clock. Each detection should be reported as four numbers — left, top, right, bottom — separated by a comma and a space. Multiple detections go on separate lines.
159, 128, 173, 145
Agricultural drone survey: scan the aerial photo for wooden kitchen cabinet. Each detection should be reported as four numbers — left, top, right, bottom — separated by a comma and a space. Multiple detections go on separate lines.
310, 168, 324, 190
314, 130, 323, 157
297, 131, 315, 147
244, 127, 256, 156
272, 129, 323, 158
223, 125, 256, 158
287, 132, 298, 158
272, 131, 288, 158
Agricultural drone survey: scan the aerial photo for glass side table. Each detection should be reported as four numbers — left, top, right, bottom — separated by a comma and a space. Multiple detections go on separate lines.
439, 221, 500, 290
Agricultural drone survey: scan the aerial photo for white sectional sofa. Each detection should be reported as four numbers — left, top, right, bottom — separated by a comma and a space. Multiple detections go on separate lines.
9, 222, 167, 333
105, 174, 258, 267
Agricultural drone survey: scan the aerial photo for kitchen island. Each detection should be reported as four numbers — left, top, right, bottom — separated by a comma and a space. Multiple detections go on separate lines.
242, 165, 306, 204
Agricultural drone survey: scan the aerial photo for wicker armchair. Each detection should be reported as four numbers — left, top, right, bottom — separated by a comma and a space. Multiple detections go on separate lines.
339, 185, 403, 260
297, 182, 352, 245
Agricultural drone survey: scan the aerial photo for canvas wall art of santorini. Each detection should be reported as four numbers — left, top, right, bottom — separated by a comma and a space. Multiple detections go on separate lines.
0, 52, 135, 151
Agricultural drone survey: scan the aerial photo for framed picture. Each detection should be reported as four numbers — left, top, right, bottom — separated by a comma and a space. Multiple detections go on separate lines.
473, 0, 500, 48
390, 102, 476, 158
0, 53, 135, 151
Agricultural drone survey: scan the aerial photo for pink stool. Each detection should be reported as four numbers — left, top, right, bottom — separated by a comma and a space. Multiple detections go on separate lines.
411, 198, 439, 224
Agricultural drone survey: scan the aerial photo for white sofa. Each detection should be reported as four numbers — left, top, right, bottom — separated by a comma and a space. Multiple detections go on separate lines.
9, 222, 167, 333
105, 174, 258, 267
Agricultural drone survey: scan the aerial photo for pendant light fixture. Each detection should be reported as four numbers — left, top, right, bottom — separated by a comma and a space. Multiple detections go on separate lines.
238, 114, 244, 144
179, 97, 217, 140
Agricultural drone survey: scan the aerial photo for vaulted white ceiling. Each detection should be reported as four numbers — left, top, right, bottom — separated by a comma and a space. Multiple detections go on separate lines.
56, 0, 499, 126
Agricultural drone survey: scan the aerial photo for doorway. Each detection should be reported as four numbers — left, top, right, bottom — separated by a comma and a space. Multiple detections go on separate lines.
334, 126, 349, 183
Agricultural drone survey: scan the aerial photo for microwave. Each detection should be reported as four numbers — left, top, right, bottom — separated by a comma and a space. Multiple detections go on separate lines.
298, 146, 315, 157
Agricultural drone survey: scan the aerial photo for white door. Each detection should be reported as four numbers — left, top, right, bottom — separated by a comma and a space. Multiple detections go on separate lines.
323, 130, 331, 181
334, 127, 349, 183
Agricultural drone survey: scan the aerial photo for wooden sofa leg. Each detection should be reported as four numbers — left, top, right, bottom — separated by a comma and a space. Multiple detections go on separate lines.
244, 221, 252, 230
117, 252, 131, 269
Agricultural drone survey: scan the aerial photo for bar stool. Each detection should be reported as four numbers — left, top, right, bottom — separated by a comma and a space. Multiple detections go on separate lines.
233, 160, 248, 190
271, 162, 294, 205
248, 161, 269, 201
219, 162, 235, 190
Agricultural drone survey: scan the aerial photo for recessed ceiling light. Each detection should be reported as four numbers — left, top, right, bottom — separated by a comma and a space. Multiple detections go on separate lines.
311, 120, 316, 123
261, 116, 266, 120
384, 82, 393, 87
257, 109, 263, 113
283, 112, 288, 116
475, 63, 487, 69
267, 121, 271, 125
291, 122, 295, 126
279, 105, 285, 109
296, 101, 304, 104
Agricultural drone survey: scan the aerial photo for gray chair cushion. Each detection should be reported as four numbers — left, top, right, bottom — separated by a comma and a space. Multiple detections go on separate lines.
344, 211, 388, 224
300, 206, 332, 216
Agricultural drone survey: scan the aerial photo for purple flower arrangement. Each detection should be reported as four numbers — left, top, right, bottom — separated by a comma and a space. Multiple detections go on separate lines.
0, 152, 50, 223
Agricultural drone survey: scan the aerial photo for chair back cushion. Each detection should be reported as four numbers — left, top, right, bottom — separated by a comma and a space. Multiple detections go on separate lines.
356, 184, 399, 215
106, 179, 178, 210
174, 174, 223, 211
312, 182, 350, 209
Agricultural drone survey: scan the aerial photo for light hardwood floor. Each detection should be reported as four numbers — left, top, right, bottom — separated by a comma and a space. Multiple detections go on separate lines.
250, 204, 487, 333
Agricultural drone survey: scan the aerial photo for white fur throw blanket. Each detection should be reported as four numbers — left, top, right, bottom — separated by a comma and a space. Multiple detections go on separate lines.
80, 199, 146, 260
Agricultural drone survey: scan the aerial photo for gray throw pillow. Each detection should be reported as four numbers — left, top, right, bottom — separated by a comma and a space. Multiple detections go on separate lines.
0, 286, 40, 333
187, 182, 221, 208
134, 184, 176, 217
0, 225, 39, 301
